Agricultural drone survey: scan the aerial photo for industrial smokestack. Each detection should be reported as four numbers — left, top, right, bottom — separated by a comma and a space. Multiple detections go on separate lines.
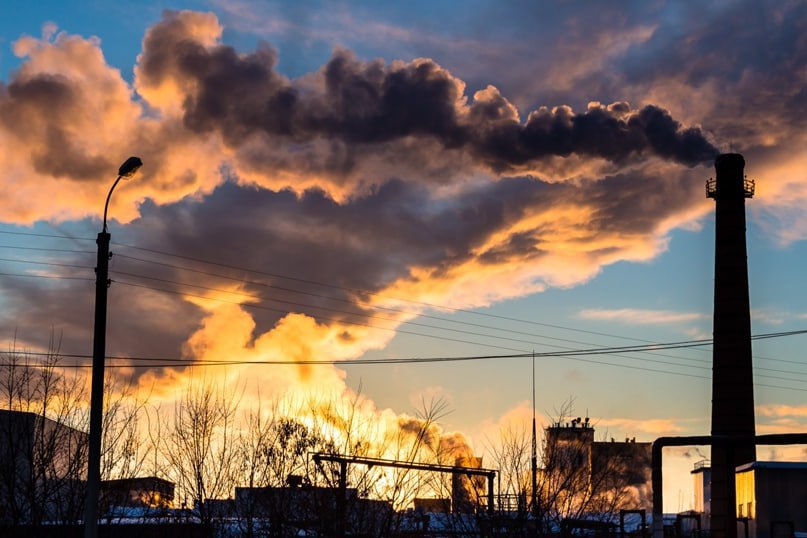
707, 153, 756, 538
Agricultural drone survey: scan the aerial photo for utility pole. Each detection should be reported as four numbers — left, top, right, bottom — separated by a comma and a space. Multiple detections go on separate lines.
531, 352, 538, 526
83, 157, 142, 538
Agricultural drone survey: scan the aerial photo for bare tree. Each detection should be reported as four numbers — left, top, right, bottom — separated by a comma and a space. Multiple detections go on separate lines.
235, 398, 337, 536
160, 379, 241, 525
0, 336, 88, 525
486, 423, 532, 533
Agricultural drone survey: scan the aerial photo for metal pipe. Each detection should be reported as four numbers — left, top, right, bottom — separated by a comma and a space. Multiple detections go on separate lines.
652, 433, 807, 538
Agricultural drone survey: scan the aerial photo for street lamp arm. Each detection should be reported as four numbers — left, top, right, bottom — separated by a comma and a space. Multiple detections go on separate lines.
102, 156, 143, 232
102, 175, 123, 233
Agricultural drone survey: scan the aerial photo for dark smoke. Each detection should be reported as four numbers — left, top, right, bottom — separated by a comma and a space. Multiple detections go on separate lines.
138, 10, 718, 170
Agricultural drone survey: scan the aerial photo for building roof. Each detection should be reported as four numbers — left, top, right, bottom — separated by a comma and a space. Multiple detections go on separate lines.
736, 461, 807, 472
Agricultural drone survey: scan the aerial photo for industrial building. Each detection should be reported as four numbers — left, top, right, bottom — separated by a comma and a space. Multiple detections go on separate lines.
100, 476, 175, 511
544, 418, 652, 510
691, 460, 711, 515
0, 409, 87, 524
735, 461, 807, 537
689, 459, 807, 538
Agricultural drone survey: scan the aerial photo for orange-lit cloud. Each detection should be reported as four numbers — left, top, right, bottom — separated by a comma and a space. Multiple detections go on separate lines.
578, 308, 706, 325
3, 5, 806, 481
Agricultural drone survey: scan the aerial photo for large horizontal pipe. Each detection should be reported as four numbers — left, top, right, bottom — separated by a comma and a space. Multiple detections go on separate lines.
652, 433, 807, 538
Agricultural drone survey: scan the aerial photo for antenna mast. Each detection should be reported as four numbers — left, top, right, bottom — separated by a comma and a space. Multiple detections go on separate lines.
531, 352, 538, 520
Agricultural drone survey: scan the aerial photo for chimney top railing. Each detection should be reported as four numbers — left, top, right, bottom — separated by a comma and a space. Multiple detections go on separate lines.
706, 177, 755, 199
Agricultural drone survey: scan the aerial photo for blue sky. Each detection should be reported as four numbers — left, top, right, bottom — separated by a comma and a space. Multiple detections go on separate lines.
2, 0, 807, 511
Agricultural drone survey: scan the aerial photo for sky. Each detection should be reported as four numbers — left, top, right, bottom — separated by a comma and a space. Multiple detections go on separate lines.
1, 0, 807, 512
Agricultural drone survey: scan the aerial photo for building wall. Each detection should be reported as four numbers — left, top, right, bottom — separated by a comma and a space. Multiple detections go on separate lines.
736, 463, 807, 538
543, 423, 652, 510
0, 410, 88, 524
591, 440, 652, 486
692, 466, 711, 516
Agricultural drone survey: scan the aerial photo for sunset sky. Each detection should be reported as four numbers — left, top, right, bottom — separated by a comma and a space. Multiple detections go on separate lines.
1, 1, 807, 512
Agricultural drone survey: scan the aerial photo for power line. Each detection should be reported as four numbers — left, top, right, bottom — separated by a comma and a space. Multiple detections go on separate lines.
2, 266, 805, 378
0, 272, 94, 282
0, 256, 92, 271
108, 268, 807, 379
110, 242, 807, 370
110, 255, 766, 371
8, 330, 807, 368
4, 234, 706, 354
114, 253, 625, 350
4, 237, 807, 373
0, 229, 94, 242
116, 276, 756, 379
0, 263, 714, 367
113, 279, 528, 354
0, 231, 802, 364
7, 334, 807, 392
5, 234, 799, 364
111, 241, 679, 344
108, 268, 718, 371
108, 254, 736, 370
0, 245, 94, 255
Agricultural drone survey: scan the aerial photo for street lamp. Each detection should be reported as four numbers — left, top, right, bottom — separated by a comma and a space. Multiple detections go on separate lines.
84, 156, 142, 538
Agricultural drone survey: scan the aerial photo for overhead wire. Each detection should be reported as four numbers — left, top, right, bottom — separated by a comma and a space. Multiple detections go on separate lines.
2, 248, 800, 377
111, 241, 683, 344
0, 237, 708, 358
0, 229, 95, 242
108, 267, 718, 372
7, 331, 807, 393
2, 235, 807, 384
106, 266, 807, 380
109, 242, 807, 370
1, 234, 802, 365
0, 256, 93, 271
112, 276, 748, 377
0, 272, 94, 282
1, 256, 806, 379
0, 244, 95, 255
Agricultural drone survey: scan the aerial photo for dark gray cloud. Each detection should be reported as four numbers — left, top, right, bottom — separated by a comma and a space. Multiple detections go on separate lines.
594, 1, 807, 147
2, 5, 760, 373
0, 150, 702, 374
0, 259, 202, 370
0, 74, 115, 181
136, 10, 718, 171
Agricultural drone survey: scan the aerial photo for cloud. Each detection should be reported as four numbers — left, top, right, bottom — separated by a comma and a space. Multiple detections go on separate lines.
756, 404, 807, 435
758, 404, 807, 419
594, 416, 695, 437
751, 308, 787, 325
578, 308, 706, 325
3, 5, 806, 474
141, 16, 716, 166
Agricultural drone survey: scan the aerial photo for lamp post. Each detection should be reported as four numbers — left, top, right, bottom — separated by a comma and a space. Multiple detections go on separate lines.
83, 156, 142, 538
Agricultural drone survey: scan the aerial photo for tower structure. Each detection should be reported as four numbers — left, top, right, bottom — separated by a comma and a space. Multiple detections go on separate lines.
707, 153, 756, 538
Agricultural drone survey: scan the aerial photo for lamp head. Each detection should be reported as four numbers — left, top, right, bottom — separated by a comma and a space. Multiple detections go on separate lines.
118, 156, 143, 178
